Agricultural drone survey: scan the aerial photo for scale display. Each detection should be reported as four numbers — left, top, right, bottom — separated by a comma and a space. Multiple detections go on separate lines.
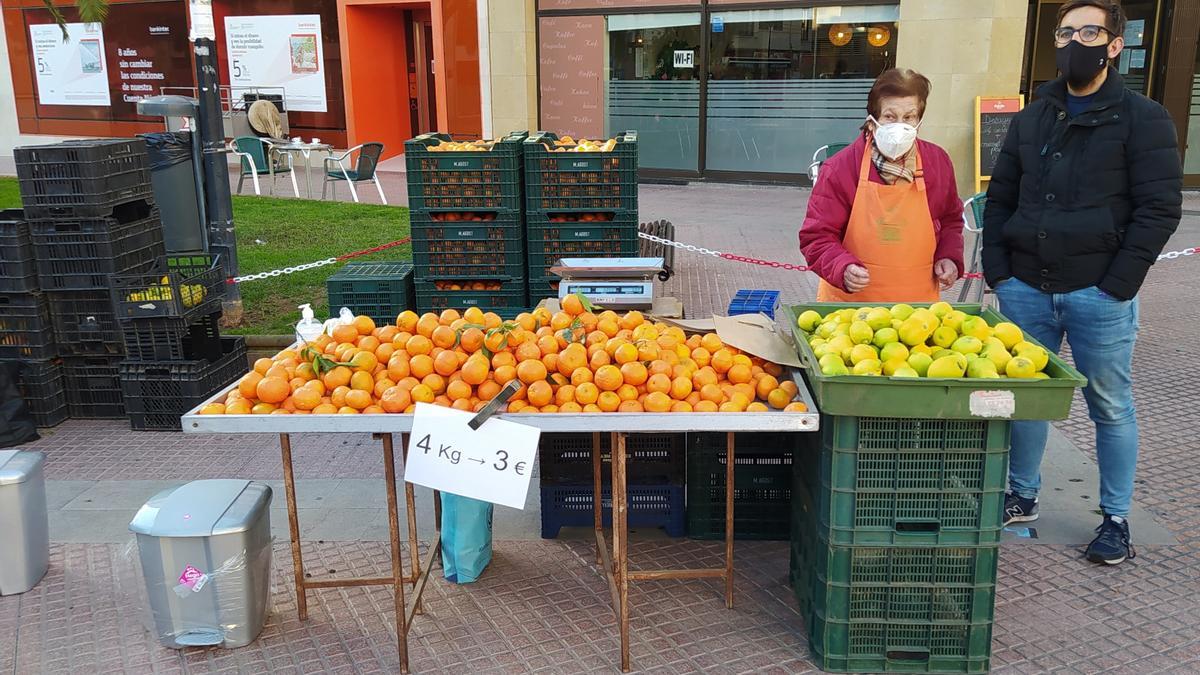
560, 281, 654, 308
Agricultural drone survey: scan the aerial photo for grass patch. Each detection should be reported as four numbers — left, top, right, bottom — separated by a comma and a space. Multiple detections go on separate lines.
0, 177, 413, 335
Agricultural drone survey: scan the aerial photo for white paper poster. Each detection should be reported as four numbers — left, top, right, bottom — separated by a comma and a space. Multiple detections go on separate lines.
224, 14, 326, 112
189, 0, 216, 41
29, 22, 112, 106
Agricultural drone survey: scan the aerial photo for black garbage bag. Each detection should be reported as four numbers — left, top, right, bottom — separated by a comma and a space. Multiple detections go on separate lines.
0, 361, 38, 448
140, 131, 193, 170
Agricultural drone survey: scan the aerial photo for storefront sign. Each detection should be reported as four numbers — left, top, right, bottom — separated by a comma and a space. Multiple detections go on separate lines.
188, 0, 216, 41
673, 50, 694, 68
711, 16, 724, 33
224, 14, 327, 112
29, 22, 111, 106
404, 404, 540, 509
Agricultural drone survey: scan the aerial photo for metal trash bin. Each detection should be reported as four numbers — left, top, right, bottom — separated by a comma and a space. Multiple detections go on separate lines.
129, 479, 273, 649
0, 450, 49, 595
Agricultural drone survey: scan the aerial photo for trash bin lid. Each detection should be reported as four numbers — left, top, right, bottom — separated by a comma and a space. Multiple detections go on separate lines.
0, 450, 44, 486
129, 479, 272, 537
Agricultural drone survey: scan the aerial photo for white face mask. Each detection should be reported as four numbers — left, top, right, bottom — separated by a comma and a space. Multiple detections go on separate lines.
869, 115, 920, 160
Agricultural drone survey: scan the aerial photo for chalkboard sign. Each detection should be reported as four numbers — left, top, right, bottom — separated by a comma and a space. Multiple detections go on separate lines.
975, 96, 1024, 193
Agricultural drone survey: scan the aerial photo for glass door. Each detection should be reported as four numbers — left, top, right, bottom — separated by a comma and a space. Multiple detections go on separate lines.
605, 13, 703, 173
1185, 39, 1200, 182
703, 5, 899, 177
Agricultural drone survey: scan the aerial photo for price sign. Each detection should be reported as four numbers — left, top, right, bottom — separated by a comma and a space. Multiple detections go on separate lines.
404, 403, 540, 509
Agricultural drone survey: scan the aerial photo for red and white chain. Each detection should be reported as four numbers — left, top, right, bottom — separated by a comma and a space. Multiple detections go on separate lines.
227, 237, 412, 285
1158, 245, 1197, 261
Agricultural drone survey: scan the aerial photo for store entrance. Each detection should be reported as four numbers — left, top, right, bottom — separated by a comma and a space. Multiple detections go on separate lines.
405, 9, 438, 136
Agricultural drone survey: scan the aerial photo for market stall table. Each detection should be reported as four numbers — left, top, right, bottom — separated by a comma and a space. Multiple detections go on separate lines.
183, 374, 819, 672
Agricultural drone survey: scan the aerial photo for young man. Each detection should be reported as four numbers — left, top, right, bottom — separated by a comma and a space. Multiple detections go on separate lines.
982, 0, 1182, 565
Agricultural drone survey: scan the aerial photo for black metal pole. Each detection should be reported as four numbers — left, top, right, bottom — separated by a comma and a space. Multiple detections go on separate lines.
193, 37, 242, 321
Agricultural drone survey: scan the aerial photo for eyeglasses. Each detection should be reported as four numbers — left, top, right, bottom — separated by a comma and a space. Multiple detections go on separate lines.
1054, 25, 1112, 46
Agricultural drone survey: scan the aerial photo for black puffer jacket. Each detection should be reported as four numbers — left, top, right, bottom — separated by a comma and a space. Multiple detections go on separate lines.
982, 68, 1182, 300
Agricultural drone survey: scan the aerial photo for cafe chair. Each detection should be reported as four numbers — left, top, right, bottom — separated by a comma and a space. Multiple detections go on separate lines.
322, 142, 386, 204
806, 142, 850, 185
230, 136, 299, 197
958, 192, 992, 306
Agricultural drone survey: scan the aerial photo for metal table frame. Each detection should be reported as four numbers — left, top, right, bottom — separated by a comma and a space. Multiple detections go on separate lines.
272, 142, 333, 198
183, 376, 818, 672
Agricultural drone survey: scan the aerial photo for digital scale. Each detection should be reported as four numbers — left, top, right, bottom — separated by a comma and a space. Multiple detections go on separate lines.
550, 257, 666, 310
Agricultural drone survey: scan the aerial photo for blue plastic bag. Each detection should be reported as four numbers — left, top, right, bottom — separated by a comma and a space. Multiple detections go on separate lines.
440, 494, 493, 584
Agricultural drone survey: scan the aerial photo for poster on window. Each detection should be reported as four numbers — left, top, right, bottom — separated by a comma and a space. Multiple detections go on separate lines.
29, 22, 112, 106
224, 14, 326, 112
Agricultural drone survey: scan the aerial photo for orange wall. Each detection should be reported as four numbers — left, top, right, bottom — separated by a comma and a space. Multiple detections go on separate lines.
439, 0, 480, 138
343, 4, 410, 158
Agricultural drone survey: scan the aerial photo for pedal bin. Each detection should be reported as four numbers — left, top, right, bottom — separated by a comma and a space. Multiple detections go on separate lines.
0, 450, 49, 595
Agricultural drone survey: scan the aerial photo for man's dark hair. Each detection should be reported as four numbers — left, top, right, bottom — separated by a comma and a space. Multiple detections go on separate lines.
1057, 0, 1127, 39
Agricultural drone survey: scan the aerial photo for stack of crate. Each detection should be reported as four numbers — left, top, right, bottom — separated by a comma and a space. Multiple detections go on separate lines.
111, 255, 243, 430
790, 415, 1006, 673
538, 433, 686, 539
325, 261, 415, 328
404, 132, 529, 318
0, 209, 66, 427
685, 432, 797, 541
522, 131, 639, 303
15, 139, 166, 420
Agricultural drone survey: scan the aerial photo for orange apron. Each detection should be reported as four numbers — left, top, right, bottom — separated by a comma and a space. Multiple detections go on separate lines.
816, 143, 939, 303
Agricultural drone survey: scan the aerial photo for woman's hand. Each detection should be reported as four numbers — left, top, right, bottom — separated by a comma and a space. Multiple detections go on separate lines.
934, 259, 958, 289
843, 264, 870, 293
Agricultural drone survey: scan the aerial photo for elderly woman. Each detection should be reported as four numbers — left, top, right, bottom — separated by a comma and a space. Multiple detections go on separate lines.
799, 68, 964, 302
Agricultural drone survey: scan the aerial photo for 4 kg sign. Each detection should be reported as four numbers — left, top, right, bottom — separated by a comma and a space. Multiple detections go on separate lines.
403, 403, 541, 509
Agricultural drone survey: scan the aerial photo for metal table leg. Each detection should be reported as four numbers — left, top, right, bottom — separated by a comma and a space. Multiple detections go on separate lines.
379, 433, 410, 672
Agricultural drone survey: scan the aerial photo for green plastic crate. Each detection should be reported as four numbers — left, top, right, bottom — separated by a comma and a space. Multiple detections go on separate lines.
797, 415, 1009, 546
524, 131, 638, 213
414, 278, 528, 319
807, 610, 993, 674
780, 303, 1086, 420
405, 131, 527, 212
525, 210, 639, 280
326, 262, 415, 326
410, 210, 526, 279
686, 432, 797, 540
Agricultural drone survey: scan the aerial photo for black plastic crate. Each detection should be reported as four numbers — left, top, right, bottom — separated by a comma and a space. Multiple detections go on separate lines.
405, 132, 526, 212
525, 211, 639, 280
15, 139, 154, 220
687, 432, 798, 541
326, 262, 415, 327
30, 203, 165, 291
0, 292, 56, 360
0, 209, 38, 293
112, 255, 224, 322
539, 432, 685, 485
540, 484, 685, 539
410, 211, 526, 279
120, 311, 223, 362
120, 337, 247, 431
524, 131, 637, 213
15, 358, 68, 428
48, 290, 123, 356
414, 278, 527, 318
63, 355, 125, 419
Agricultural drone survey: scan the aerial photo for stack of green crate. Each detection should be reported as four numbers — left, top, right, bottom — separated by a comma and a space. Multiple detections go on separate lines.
404, 132, 528, 318
781, 302, 1087, 673
326, 261, 415, 326
522, 131, 639, 304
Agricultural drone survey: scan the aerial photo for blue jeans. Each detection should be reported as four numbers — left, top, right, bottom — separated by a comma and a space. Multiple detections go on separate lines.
993, 278, 1140, 517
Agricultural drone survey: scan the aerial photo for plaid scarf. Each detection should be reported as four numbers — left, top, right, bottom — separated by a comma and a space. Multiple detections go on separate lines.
870, 142, 917, 185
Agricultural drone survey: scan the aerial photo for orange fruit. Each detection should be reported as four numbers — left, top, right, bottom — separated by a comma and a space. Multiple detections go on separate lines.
446, 380, 472, 401
357, 335, 381, 353
410, 384, 435, 404
349, 370, 373, 392
597, 318, 619, 338
733, 383, 756, 401
483, 312, 502, 329
491, 351, 516, 369
374, 343, 396, 363
570, 367, 594, 386
507, 400, 527, 413
199, 402, 226, 415
767, 388, 792, 410
264, 364, 292, 381
645, 373, 671, 395
589, 350, 611, 369
255, 377, 289, 404
746, 402, 769, 412
349, 351, 378, 373
303, 379, 326, 396
238, 372, 264, 399
253, 358, 274, 375
439, 309, 461, 324
374, 378, 396, 398
700, 383, 725, 404
462, 306, 485, 325
527, 381, 553, 408
515, 341, 542, 363
516, 360, 548, 385
332, 324, 359, 344
493, 365, 517, 385
451, 399, 472, 411
409, 354, 434, 379
422, 373, 446, 394
352, 315, 375, 335
594, 365, 623, 391
461, 355, 490, 386
345, 389, 372, 410
431, 325, 456, 349
582, 404, 602, 413
575, 382, 600, 405
644, 391, 672, 412
700, 333, 723, 352
337, 406, 360, 415
718, 402, 741, 413
292, 387, 321, 411
597, 391, 621, 412
396, 310, 419, 332
311, 403, 338, 414
330, 386, 351, 407
406, 334, 433, 356
387, 355, 411, 381
434, 350, 459, 377
648, 360, 672, 377
559, 402, 583, 413
557, 344, 588, 376
476, 380, 502, 401
362, 405, 385, 415
555, 384, 577, 406
726, 364, 752, 384
550, 312, 573, 332
670, 376, 693, 400
756, 375, 780, 401
251, 402, 277, 415
763, 362, 784, 377
613, 343, 639, 365
432, 395, 452, 407
618, 310, 645, 330
670, 401, 693, 413
619, 361, 648, 387
727, 392, 751, 411
460, 328, 485, 353
617, 400, 644, 413
690, 347, 712, 368
380, 386, 411, 413
779, 380, 799, 398
711, 349, 734, 374
692, 367, 718, 389
295, 362, 316, 381
616, 384, 638, 402
537, 334, 560, 356
396, 376, 420, 391
562, 293, 584, 316
784, 402, 809, 412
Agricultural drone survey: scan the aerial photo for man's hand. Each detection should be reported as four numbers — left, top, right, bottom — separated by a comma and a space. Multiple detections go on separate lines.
843, 264, 870, 293
934, 259, 958, 290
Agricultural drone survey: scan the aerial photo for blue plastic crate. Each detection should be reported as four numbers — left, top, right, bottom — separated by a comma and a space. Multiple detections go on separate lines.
728, 289, 781, 319
540, 484, 685, 538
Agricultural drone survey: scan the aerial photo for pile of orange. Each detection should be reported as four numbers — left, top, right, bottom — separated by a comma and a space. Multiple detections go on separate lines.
199, 295, 809, 416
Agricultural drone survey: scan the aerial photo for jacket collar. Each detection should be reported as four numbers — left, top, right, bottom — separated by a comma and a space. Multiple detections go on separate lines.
1037, 66, 1126, 114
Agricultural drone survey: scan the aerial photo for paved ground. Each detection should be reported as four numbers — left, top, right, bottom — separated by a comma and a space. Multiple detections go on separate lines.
2, 177, 1200, 674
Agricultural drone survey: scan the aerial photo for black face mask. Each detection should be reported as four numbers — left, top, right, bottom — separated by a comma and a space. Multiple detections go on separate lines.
1056, 41, 1109, 88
